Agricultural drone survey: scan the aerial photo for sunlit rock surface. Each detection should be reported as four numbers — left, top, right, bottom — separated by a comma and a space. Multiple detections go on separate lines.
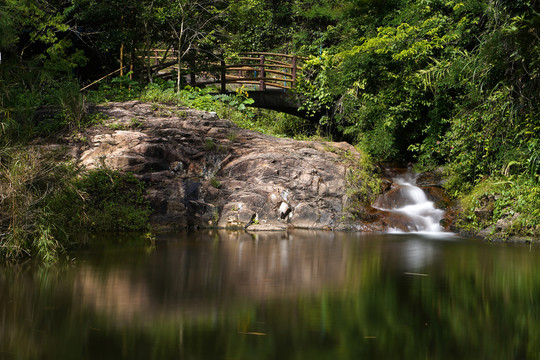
72, 101, 369, 230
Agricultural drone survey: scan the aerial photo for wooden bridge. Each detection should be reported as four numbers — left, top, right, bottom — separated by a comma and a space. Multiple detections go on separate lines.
144, 50, 307, 91
141, 50, 311, 116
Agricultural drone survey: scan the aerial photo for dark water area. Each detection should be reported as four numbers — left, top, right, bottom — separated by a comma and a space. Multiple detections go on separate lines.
1, 230, 540, 359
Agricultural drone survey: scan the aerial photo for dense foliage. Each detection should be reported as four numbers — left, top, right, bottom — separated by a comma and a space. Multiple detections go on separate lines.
1, 0, 539, 257
175, 0, 540, 237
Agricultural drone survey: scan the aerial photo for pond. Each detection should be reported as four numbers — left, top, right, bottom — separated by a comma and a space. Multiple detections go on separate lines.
1, 230, 539, 359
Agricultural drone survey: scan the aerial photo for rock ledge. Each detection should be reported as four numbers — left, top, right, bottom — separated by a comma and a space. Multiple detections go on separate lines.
71, 101, 370, 231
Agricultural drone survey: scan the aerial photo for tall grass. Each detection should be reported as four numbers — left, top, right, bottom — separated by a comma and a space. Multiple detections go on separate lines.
0, 145, 152, 262
0, 146, 78, 261
57, 81, 88, 130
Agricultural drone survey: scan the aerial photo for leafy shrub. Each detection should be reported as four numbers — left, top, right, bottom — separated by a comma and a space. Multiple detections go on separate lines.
457, 176, 540, 238
213, 85, 255, 116
528, 139, 540, 183
86, 72, 142, 103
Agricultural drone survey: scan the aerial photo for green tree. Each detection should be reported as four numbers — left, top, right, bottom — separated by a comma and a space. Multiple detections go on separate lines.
0, 0, 87, 73
155, 0, 226, 90
226, 0, 276, 51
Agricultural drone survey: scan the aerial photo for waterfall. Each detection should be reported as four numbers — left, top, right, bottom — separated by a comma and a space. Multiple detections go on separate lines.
374, 173, 445, 233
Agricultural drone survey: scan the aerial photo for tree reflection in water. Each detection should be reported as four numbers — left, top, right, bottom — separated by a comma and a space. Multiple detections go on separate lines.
1, 231, 539, 359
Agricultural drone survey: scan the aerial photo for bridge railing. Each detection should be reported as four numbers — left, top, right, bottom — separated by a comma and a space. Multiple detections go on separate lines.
138, 50, 308, 92
222, 52, 307, 91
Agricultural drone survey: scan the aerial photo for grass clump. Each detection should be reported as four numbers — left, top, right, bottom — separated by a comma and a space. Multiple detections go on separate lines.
0, 146, 151, 262
0, 146, 79, 262
210, 177, 221, 189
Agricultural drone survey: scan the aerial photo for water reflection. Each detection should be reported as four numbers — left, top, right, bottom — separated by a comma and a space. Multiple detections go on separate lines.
74, 231, 349, 323
1, 231, 540, 359
402, 239, 436, 271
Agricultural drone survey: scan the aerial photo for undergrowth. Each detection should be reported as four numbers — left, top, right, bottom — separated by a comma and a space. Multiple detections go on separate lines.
86, 77, 330, 141
0, 146, 151, 262
456, 175, 540, 239
332, 146, 381, 220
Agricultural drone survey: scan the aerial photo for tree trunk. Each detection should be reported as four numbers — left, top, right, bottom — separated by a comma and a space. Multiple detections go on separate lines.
177, 37, 181, 91
120, 43, 124, 77
176, 18, 185, 92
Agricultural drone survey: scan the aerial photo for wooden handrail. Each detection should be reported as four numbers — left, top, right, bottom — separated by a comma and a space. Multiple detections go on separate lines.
225, 63, 302, 70
226, 75, 295, 83
238, 56, 288, 63
227, 68, 295, 78
231, 81, 290, 90
239, 51, 309, 60
263, 59, 290, 66
135, 49, 306, 91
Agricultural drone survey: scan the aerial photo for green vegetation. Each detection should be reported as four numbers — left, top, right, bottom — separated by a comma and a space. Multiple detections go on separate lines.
0, 147, 76, 262
343, 148, 382, 220
458, 177, 540, 238
1, 0, 539, 258
91, 78, 318, 140
210, 176, 221, 189
0, 147, 150, 262
286, 0, 540, 238
69, 168, 151, 232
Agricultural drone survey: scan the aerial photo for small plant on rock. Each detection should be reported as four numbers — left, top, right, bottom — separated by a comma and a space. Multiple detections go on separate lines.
204, 139, 215, 151
129, 117, 143, 129
210, 177, 221, 189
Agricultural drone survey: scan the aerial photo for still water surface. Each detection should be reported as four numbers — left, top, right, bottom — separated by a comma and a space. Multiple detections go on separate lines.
1, 230, 540, 359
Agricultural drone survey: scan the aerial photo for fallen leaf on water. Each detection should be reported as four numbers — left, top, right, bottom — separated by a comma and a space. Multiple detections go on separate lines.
404, 272, 429, 277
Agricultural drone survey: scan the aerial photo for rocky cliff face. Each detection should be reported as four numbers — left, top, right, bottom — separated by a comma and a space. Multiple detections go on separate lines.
71, 101, 371, 231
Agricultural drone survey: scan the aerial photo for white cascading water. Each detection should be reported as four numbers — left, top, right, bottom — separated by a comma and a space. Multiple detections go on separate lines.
375, 174, 445, 233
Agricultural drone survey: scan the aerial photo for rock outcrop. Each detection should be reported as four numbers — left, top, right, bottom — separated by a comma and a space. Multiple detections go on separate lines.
71, 101, 370, 231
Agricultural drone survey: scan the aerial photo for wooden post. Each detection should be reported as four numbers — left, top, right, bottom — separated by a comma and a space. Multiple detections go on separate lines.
259, 55, 266, 91
129, 39, 134, 82
129, 59, 133, 89
155, 49, 158, 66
291, 56, 297, 87
120, 43, 124, 76
220, 60, 226, 94
129, 45, 133, 82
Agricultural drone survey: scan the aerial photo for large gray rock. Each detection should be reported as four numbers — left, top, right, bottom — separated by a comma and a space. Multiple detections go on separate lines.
72, 101, 372, 230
